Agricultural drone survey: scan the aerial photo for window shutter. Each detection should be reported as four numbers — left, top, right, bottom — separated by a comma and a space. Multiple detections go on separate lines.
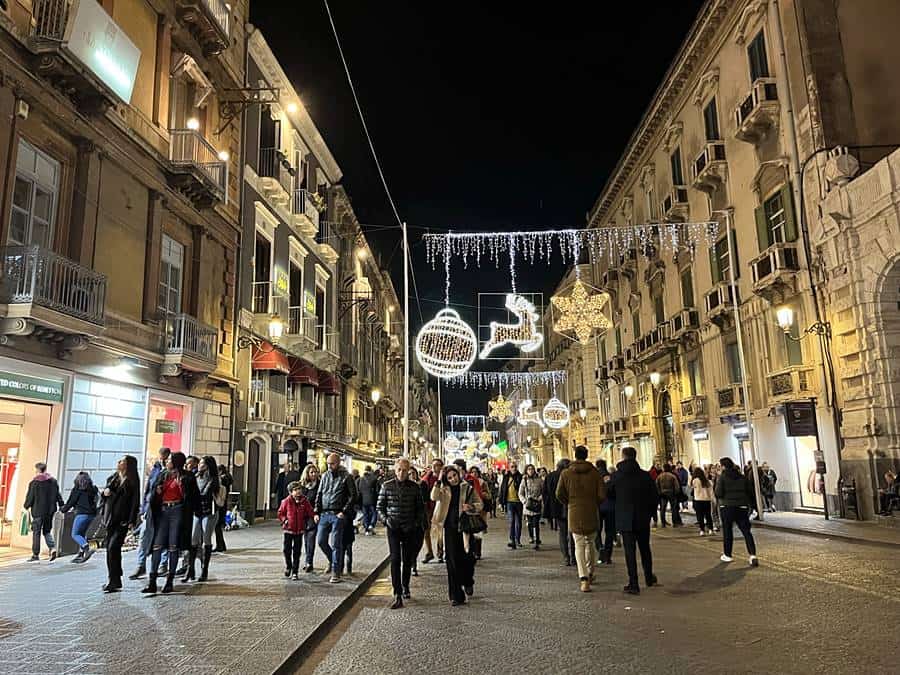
730, 229, 740, 279
709, 245, 720, 284
755, 203, 770, 252
782, 183, 798, 242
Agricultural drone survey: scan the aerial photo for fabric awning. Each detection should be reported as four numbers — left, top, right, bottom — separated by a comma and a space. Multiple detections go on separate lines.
315, 370, 341, 396
251, 343, 290, 374
288, 358, 319, 386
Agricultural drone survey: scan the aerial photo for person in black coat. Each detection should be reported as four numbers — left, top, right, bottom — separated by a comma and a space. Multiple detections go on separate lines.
358, 466, 381, 535
544, 458, 575, 566
607, 447, 658, 595
214, 464, 233, 552
377, 458, 426, 609
62, 472, 99, 563
595, 459, 616, 565
100, 456, 141, 592
23, 462, 64, 562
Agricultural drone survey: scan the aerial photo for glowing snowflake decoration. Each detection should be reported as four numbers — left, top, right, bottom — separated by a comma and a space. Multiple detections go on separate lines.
551, 279, 610, 345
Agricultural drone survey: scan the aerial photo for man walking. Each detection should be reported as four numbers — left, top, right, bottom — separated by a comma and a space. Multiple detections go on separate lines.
596, 459, 616, 565
499, 461, 524, 549
545, 458, 575, 566
358, 465, 381, 535
656, 464, 683, 527
556, 446, 606, 592
421, 459, 444, 562
608, 446, 658, 595
377, 458, 425, 609
23, 462, 63, 562
214, 463, 233, 552
314, 453, 357, 583
130, 447, 171, 579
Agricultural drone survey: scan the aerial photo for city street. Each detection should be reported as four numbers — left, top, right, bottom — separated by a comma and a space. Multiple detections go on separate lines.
301, 522, 900, 675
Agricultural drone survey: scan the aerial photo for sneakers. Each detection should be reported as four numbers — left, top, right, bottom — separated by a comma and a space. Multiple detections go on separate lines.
329, 574, 341, 584
284, 568, 291, 578
128, 566, 146, 580
81, 548, 95, 563
72, 549, 85, 564
579, 578, 591, 593
749, 555, 759, 567
422, 553, 434, 564
464, 584, 474, 597
699, 530, 706, 537
291, 573, 300, 580
623, 585, 640, 595
48, 550, 58, 562
304, 564, 314, 573
402, 587, 411, 599
27, 555, 39, 562
720, 554, 734, 563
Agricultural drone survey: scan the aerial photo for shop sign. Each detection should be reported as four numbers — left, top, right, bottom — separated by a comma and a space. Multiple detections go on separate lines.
155, 419, 180, 434
66, 0, 142, 103
304, 290, 316, 315
0, 372, 64, 403
275, 268, 289, 296
785, 401, 817, 437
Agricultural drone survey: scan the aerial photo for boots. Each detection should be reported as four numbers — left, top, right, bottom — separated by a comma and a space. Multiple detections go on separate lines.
181, 547, 197, 583
161, 571, 175, 594
141, 573, 158, 594
198, 545, 212, 582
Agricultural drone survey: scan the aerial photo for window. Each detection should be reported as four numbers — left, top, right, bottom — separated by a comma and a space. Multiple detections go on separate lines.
725, 341, 743, 383
253, 234, 272, 313
748, 30, 769, 81
598, 334, 607, 365
646, 187, 656, 220
670, 147, 684, 186
653, 294, 665, 325
687, 359, 703, 396
710, 232, 739, 283
10, 139, 59, 248
784, 325, 803, 366
764, 191, 786, 244
703, 97, 720, 141
158, 235, 184, 315
681, 268, 695, 308
756, 186, 798, 250
615, 327, 622, 354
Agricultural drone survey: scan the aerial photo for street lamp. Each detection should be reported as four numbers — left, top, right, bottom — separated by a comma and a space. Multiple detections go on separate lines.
286, 102, 299, 114
649, 371, 662, 388
579, 407, 587, 420
236, 315, 284, 352
775, 305, 830, 338
371, 388, 382, 405
186, 117, 200, 131
623, 384, 635, 399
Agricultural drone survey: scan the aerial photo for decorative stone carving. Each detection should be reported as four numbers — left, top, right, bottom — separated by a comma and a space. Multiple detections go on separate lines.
620, 196, 634, 224
639, 164, 656, 192
0, 318, 33, 336
823, 147, 860, 191
734, 0, 768, 45
662, 121, 683, 153
692, 68, 720, 106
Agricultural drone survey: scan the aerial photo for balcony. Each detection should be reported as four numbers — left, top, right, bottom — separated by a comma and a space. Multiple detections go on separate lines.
284, 306, 318, 350
292, 189, 320, 238
0, 246, 106, 344
316, 218, 339, 265
163, 313, 218, 374
594, 365, 609, 385
623, 343, 637, 368
618, 248, 638, 279
305, 323, 341, 370
766, 365, 816, 403
661, 186, 690, 222
636, 323, 671, 361
286, 398, 314, 430
704, 281, 737, 329
251, 281, 271, 315
716, 383, 745, 416
607, 355, 625, 377
29, 0, 141, 114
691, 141, 727, 193
258, 148, 293, 207
735, 78, 779, 144
315, 417, 337, 435
168, 129, 227, 207
750, 242, 801, 304
680, 395, 708, 426
668, 308, 700, 341
175, 0, 231, 56
249, 389, 287, 427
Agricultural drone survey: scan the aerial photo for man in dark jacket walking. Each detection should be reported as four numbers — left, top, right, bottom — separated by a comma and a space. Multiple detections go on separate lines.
499, 462, 524, 548
377, 457, 425, 609
358, 466, 381, 535
131, 447, 171, 579
23, 462, 63, 561
314, 453, 358, 583
595, 459, 616, 565
608, 447, 658, 595
716, 457, 759, 566
545, 458, 575, 566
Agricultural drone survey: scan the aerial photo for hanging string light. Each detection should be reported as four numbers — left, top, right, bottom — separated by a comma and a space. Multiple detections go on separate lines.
443, 370, 568, 390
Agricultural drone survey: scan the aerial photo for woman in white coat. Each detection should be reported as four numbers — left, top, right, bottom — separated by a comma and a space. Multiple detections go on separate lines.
518, 464, 544, 550
431, 465, 483, 606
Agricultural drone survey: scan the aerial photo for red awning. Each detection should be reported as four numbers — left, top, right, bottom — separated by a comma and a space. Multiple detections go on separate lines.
288, 358, 319, 386
251, 343, 290, 374
316, 370, 341, 396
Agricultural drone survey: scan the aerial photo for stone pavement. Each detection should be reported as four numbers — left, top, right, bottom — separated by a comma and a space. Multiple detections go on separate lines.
303, 520, 900, 675
0, 520, 388, 675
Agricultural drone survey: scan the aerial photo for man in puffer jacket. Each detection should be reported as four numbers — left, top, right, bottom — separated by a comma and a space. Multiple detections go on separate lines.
377, 458, 425, 609
655, 465, 683, 527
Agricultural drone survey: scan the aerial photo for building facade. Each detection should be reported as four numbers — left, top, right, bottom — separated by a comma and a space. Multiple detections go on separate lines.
0, 0, 246, 551
586, 0, 900, 518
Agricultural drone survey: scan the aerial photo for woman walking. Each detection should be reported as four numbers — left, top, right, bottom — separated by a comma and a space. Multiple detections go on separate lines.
691, 467, 715, 536
518, 464, 544, 550
299, 463, 321, 572
100, 456, 140, 592
431, 465, 482, 606
62, 472, 99, 564
184, 456, 221, 583
715, 458, 759, 566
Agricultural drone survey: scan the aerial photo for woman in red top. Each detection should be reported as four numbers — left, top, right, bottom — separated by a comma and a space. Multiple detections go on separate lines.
278, 481, 315, 580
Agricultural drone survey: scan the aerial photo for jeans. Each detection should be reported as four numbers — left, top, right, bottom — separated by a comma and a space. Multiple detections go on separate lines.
72, 514, 93, 549
362, 505, 378, 531
658, 495, 682, 525
621, 528, 653, 588
444, 527, 474, 603
106, 524, 128, 583
572, 532, 597, 581
596, 508, 616, 561
506, 502, 523, 544
304, 529, 316, 567
557, 516, 576, 563
151, 504, 182, 575
192, 514, 214, 547
283, 533, 303, 574
386, 526, 417, 596
316, 513, 344, 573
694, 500, 714, 531
526, 513, 541, 544
720, 506, 756, 557
31, 515, 55, 556
137, 511, 168, 568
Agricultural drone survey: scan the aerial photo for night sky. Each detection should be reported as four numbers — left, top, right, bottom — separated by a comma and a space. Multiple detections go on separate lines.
249, 1, 705, 415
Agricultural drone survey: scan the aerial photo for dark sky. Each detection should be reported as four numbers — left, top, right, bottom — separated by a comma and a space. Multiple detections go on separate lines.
249, 1, 705, 415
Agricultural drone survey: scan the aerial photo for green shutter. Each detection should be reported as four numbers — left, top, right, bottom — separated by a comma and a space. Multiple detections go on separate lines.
782, 183, 798, 242
731, 229, 740, 279
709, 243, 721, 284
755, 203, 770, 252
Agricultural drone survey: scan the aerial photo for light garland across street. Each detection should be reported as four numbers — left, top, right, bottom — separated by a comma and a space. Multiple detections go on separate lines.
443, 369, 568, 390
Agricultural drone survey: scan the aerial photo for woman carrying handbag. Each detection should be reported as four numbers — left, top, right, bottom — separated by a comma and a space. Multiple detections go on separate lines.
518, 464, 545, 550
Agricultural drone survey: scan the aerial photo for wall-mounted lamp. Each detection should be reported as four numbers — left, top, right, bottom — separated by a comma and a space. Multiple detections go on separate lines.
237, 315, 284, 352
186, 117, 200, 131
370, 388, 382, 405
649, 371, 662, 388
579, 407, 587, 420
623, 384, 635, 399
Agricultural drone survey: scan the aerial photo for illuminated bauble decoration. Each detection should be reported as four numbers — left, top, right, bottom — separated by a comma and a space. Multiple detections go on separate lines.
543, 397, 570, 429
478, 429, 493, 446
480, 294, 543, 359
517, 399, 544, 427
488, 394, 513, 422
443, 434, 460, 452
551, 279, 610, 345
416, 308, 478, 379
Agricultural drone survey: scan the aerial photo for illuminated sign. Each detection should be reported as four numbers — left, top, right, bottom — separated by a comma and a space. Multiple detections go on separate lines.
0, 372, 64, 403
304, 290, 316, 315
66, 0, 141, 103
275, 268, 289, 296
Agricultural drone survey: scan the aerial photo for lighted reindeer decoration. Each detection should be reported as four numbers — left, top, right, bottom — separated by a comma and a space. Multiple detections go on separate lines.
517, 399, 544, 428
479, 294, 543, 359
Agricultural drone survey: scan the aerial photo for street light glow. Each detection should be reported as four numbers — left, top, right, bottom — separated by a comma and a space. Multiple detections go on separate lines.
650, 371, 662, 388
776, 306, 795, 333
623, 384, 635, 399
371, 388, 382, 404
268, 315, 284, 343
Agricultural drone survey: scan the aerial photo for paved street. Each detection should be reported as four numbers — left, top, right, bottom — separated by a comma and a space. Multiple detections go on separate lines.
303, 520, 900, 675
0, 521, 387, 675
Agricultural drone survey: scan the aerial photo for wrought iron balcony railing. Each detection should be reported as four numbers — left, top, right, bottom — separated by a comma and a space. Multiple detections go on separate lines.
169, 129, 227, 198
165, 313, 217, 365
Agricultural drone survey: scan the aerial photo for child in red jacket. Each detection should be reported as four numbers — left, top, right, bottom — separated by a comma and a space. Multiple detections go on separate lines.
278, 481, 315, 580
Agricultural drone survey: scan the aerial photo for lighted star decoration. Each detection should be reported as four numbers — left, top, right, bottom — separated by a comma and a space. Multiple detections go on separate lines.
478, 429, 494, 446
488, 394, 513, 422
551, 279, 611, 345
